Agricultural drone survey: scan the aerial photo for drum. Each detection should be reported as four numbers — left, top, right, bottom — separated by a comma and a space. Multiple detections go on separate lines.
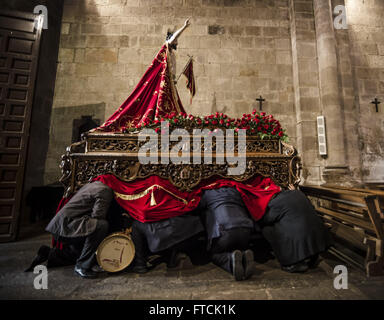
96, 230, 135, 272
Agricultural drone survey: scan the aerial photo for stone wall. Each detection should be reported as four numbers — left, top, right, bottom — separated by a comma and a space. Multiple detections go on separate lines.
345, 0, 384, 183
44, 0, 296, 184
44, 0, 384, 186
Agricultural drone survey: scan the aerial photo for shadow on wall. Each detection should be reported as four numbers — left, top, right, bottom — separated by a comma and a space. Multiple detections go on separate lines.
45, 102, 106, 184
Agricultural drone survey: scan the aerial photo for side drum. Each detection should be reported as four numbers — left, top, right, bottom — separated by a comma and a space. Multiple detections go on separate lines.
96, 230, 135, 272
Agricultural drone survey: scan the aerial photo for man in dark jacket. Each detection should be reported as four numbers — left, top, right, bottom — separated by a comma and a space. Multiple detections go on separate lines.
45, 181, 114, 278
130, 211, 205, 273
258, 188, 334, 273
198, 187, 255, 281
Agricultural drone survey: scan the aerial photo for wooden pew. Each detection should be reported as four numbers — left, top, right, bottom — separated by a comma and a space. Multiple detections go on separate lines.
300, 185, 384, 277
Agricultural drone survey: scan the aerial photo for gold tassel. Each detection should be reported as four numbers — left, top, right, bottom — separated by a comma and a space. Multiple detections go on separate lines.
150, 187, 157, 206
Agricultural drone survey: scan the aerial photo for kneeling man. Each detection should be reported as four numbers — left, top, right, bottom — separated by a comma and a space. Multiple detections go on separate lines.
45, 181, 113, 278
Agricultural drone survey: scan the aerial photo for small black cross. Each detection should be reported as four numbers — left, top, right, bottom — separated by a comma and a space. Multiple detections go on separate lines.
371, 98, 381, 112
256, 95, 265, 111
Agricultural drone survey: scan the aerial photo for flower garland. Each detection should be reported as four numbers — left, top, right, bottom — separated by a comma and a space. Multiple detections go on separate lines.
125, 109, 288, 141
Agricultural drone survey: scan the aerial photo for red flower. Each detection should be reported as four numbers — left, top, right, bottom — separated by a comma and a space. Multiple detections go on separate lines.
264, 124, 269, 130
219, 119, 224, 125
155, 128, 160, 133
212, 120, 218, 125
278, 131, 284, 137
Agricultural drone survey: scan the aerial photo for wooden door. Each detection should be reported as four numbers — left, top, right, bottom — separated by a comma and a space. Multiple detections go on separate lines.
0, 10, 42, 242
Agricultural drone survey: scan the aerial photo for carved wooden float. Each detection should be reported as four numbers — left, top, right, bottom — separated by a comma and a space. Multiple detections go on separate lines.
59, 129, 302, 197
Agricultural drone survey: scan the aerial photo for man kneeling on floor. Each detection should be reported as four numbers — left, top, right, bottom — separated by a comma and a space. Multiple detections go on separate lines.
40, 181, 113, 279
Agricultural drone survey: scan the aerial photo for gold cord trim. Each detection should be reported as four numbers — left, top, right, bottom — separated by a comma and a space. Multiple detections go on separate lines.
114, 184, 189, 206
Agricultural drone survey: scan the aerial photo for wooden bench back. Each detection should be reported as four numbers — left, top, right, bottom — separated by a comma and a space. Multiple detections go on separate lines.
300, 185, 383, 240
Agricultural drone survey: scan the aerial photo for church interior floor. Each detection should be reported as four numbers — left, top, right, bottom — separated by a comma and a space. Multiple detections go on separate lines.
0, 233, 383, 300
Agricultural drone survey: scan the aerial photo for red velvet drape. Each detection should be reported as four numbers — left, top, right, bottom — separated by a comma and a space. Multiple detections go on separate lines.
93, 174, 281, 222
95, 44, 185, 132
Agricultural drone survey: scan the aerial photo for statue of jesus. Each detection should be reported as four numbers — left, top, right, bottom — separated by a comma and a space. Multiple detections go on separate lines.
166, 18, 191, 83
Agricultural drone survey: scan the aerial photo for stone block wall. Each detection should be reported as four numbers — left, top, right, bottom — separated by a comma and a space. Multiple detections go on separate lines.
44, 0, 384, 186
45, 0, 297, 184
44, 103, 106, 183
344, 0, 384, 183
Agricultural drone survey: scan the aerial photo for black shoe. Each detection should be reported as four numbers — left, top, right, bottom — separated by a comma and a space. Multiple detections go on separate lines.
91, 264, 105, 273
74, 266, 97, 279
166, 249, 178, 268
243, 249, 254, 280
231, 250, 244, 281
131, 264, 149, 274
307, 254, 319, 269
167, 251, 185, 269
25, 245, 51, 272
281, 261, 309, 273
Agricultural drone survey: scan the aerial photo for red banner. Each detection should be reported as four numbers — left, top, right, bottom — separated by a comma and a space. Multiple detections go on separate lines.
182, 57, 196, 103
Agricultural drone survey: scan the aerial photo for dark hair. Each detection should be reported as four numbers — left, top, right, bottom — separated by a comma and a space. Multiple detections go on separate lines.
166, 30, 173, 41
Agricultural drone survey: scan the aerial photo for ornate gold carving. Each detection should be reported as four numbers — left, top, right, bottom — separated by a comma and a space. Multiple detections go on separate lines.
60, 132, 302, 196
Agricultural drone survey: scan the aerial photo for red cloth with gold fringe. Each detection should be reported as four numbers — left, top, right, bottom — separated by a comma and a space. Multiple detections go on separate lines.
93, 174, 281, 223
95, 43, 185, 132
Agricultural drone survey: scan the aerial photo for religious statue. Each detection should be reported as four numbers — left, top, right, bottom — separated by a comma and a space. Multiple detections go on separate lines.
166, 18, 191, 83
94, 19, 191, 133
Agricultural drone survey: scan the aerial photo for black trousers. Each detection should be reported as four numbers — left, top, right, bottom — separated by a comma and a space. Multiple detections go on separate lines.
211, 227, 252, 274
54, 219, 109, 270
131, 225, 205, 267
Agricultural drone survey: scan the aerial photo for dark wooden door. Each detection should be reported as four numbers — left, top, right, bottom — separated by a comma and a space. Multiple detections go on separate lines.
0, 10, 42, 242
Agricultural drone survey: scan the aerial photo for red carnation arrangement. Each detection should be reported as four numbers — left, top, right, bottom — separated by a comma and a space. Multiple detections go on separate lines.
127, 109, 288, 141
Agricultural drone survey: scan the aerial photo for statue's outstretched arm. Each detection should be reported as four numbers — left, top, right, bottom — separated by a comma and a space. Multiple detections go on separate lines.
167, 19, 190, 44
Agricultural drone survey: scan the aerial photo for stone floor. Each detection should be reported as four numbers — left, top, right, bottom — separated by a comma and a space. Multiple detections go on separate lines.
0, 232, 384, 300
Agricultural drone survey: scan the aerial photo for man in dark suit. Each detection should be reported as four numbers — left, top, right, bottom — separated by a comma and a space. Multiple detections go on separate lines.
198, 187, 255, 281
258, 188, 334, 273
45, 181, 114, 278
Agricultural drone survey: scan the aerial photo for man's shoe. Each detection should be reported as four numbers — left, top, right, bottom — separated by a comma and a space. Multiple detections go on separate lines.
25, 245, 51, 272
307, 254, 319, 269
281, 261, 309, 273
231, 250, 244, 281
131, 264, 149, 274
74, 266, 97, 279
243, 249, 254, 280
91, 264, 105, 273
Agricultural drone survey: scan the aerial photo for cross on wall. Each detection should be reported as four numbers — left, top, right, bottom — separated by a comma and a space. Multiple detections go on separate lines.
256, 95, 265, 111
371, 98, 381, 112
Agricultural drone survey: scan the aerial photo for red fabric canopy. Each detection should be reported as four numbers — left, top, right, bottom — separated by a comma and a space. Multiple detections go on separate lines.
93, 174, 281, 222
95, 44, 186, 132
